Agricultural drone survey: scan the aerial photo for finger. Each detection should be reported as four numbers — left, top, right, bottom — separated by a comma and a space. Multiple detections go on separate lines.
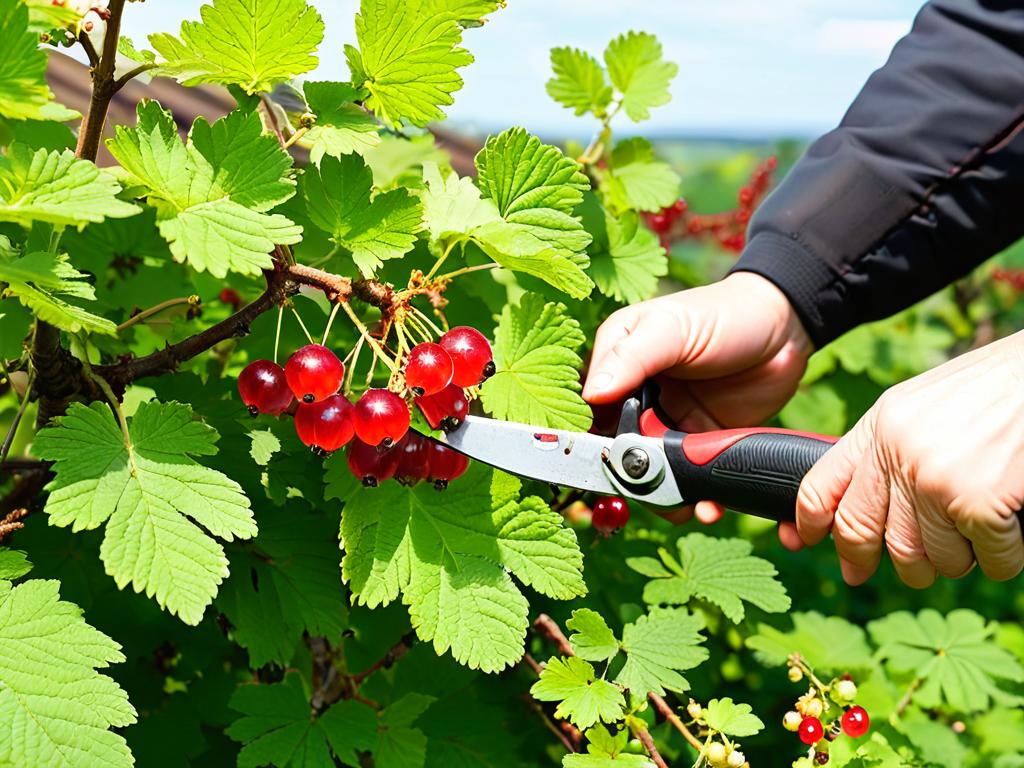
695, 501, 724, 524
656, 506, 695, 525
778, 521, 804, 551
833, 446, 891, 585
796, 414, 874, 546
884, 480, 936, 589
913, 488, 976, 579
953, 502, 1024, 581
583, 306, 687, 403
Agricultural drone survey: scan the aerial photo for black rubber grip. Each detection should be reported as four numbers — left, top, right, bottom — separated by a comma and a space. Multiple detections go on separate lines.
664, 431, 835, 522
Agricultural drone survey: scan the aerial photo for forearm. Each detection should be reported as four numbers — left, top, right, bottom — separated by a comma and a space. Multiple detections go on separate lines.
732, 0, 1024, 347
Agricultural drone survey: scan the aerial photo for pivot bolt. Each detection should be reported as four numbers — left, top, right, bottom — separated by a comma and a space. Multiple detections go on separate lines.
622, 447, 650, 479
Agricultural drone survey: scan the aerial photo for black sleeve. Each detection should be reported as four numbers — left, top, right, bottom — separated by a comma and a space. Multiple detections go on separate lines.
730, 0, 1024, 348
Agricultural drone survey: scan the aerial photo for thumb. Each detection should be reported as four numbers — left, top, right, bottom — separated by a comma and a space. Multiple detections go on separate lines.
583, 305, 689, 403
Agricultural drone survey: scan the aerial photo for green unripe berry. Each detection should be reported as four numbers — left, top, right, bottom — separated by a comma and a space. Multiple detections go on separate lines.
788, 666, 804, 683
833, 679, 857, 702
706, 742, 727, 766
783, 710, 802, 732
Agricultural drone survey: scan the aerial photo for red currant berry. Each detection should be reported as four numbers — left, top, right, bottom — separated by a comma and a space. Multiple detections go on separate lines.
649, 212, 670, 233
738, 185, 755, 206
426, 442, 469, 490
404, 343, 453, 396
294, 394, 354, 456
238, 360, 293, 416
285, 344, 344, 403
219, 287, 242, 308
439, 327, 494, 387
347, 438, 400, 487
841, 707, 869, 738
352, 389, 410, 448
672, 198, 688, 215
415, 384, 469, 432
394, 433, 431, 485
592, 496, 630, 535
799, 716, 824, 745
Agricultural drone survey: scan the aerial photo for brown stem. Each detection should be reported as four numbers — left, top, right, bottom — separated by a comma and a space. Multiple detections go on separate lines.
648, 693, 704, 753
112, 62, 158, 93
895, 678, 921, 717
78, 31, 99, 67
633, 725, 670, 768
75, 0, 126, 161
524, 695, 579, 754
350, 636, 412, 686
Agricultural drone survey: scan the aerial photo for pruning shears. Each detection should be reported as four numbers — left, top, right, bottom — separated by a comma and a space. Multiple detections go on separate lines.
432, 383, 838, 522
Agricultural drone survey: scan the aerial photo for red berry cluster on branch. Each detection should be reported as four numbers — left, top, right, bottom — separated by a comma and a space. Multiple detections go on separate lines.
645, 156, 778, 254
782, 660, 870, 764
992, 267, 1024, 291
237, 325, 493, 491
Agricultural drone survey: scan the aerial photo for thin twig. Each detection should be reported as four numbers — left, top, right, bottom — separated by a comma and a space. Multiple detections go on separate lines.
350, 637, 412, 686
648, 692, 705, 752
895, 678, 921, 717
633, 725, 670, 768
78, 31, 100, 67
0, 370, 35, 465
117, 296, 199, 332
112, 62, 157, 93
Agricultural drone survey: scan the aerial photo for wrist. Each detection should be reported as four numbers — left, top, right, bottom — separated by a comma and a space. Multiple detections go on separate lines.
723, 272, 814, 360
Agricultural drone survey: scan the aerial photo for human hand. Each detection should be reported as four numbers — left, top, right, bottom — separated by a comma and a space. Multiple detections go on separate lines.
583, 272, 813, 524
794, 332, 1024, 587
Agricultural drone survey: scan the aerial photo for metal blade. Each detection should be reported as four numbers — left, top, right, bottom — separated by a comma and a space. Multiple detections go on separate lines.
431, 415, 620, 495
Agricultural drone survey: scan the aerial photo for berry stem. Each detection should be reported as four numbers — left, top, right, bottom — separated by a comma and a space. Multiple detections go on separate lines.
282, 126, 309, 150
339, 300, 396, 374
116, 295, 200, 333
290, 306, 315, 344
342, 335, 364, 396
273, 304, 284, 365
432, 262, 501, 283
425, 239, 460, 281
411, 305, 445, 337
321, 301, 342, 346
403, 311, 434, 344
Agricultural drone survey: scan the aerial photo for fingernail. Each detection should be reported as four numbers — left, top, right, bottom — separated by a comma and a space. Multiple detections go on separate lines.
583, 372, 613, 397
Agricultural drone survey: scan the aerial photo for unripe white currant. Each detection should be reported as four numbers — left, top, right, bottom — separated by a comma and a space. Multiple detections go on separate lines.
833, 679, 857, 702
783, 710, 802, 732
727, 750, 746, 768
706, 742, 727, 766
687, 699, 703, 720
805, 698, 824, 718
788, 666, 804, 683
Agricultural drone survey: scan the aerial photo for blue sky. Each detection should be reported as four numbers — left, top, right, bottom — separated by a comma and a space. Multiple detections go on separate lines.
114, 0, 926, 139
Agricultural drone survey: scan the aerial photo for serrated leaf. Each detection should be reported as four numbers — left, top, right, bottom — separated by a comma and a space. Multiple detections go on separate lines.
227, 673, 377, 768
0, 579, 136, 768
614, 608, 707, 697
107, 102, 300, 278
217, 508, 347, 667
375, 694, 433, 768
0, 249, 117, 334
746, 612, 873, 674
0, 144, 138, 228
474, 127, 593, 297
547, 47, 613, 117
341, 464, 584, 672
0, 548, 31, 580
302, 152, 421, 276
32, 401, 257, 625
703, 698, 764, 738
603, 32, 677, 122
423, 0, 502, 26
345, 0, 474, 127
605, 138, 680, 213
530, 656, 625, 730
149, 0, 325, 93
0, 0, 66, 121
420, 161, 501, 242
564, 726, 655, 768
631, 533, 790, 623
480, 293, 592, 431
302, 81, 381, 164
584, 201, 666, 305
868, 609, 1024, 712
567, 608, 620, 662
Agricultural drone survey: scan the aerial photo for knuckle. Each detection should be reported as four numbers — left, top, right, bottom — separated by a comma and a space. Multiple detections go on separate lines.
834, 505, 883, 548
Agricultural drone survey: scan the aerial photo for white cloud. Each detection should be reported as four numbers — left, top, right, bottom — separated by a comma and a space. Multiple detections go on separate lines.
815, 19, 911, 57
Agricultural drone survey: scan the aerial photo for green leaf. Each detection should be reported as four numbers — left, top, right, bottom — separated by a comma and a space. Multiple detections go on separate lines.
420, 161, 501, 242
149, 0, 325, 94
530, 656, 626, 730
345, 0, 474, 127
630, 533, 790, 623
0, 0, 66, 121
614, 608, 708, 697
868, 609, 1024, 712
227, 673, 377, 768
423, 0, 502, 26
302, 81, 381, 164
107, 102, 301, 278
567, 608, 620, 663
563, 725, 655, 767
0, 579, 136, 768
779, 383, 847, 436
342, 464, 584, 671
746, 612, 873, 674
703, 698, 764, 738
605, 138, 680, 213
0, 249, 117, 335
217, 508, 347, 667
585, 203, 666, 305
603, 32, 677, 122
480, 293, 592, 431
375, 695, 433, 768
898, 709, 966, 768
975, 707, 1024, 754
474, 127, 593, 298
32, 401, 257, 625
547, 47, 613, 117
302, 152, 421, 276
0, 144, 138, 228
0, 548, 31, 580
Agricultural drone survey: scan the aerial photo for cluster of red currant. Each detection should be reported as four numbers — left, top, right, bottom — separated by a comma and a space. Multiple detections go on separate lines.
644, 157, 777, 254
992, 267, 1024, 291
237, 326, 494, 490
783, 658, 870, 765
